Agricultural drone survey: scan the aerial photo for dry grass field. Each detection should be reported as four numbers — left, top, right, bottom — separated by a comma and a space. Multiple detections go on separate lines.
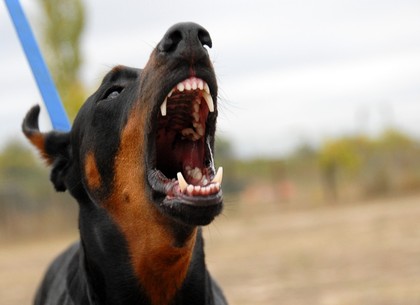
2, 195, 420, 305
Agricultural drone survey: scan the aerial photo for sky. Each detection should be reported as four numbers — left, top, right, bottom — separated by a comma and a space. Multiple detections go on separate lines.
1, 0, 420, 158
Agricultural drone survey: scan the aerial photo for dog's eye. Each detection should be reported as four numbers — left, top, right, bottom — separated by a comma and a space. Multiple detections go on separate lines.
103, 86, 124, 100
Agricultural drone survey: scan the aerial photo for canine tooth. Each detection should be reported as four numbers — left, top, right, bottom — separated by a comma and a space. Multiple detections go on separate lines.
203, 91, 214, 112
211, 167, 223, 184
160, 98, 167, 116
167, 88, 174, 98
204, 83, 210, 94
177, 83, 185, 92
177, 172, 188, 193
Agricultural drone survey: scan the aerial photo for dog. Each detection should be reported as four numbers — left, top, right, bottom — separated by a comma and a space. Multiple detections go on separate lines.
22, 22, 227, 305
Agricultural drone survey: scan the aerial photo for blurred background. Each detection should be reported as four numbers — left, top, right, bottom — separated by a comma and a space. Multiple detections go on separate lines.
1, 0, 420, 304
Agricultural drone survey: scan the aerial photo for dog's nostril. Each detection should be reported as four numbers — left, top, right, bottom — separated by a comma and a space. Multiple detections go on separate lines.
159, 29, 183, 53
198, 29, 212, 49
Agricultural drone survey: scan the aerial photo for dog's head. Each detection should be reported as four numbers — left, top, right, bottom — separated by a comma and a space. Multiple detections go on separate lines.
22, 22, 223, 227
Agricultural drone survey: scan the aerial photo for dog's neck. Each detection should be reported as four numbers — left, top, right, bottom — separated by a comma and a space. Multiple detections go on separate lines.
64, 110, 212, 305
73, 203, 209, 305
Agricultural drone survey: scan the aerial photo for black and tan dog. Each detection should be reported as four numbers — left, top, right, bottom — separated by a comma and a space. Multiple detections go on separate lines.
22, 22, 227, 305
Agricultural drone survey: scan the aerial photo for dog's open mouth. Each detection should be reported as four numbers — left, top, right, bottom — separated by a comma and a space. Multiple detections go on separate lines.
147, 77, 222, 207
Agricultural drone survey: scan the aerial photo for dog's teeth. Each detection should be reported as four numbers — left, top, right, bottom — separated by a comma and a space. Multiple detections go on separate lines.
203, 91, 214, 112
211, 167, 223, 184
192, 80, 197, 90
185, 82, 191, 91
167, 88, 174, 98
160, 97, 167, 116
198, 80, 204, 90
175, 167, 221, 196
193, 103, 200, 113
196, 125, 204, 136
204, 82, 210, 94
192, 168, 202, 180
181, 128, 194, 136
177, 172, 188, 193
177, 83, 185, 92
187, 184, 194, 195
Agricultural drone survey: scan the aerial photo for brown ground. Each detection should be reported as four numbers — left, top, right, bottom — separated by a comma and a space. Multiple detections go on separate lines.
2, 195, 420, 305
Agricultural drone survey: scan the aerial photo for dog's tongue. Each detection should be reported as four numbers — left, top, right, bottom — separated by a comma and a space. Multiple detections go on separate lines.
177, 139, 205, 175
169, 138, 205, 186
155, 129, 205, 182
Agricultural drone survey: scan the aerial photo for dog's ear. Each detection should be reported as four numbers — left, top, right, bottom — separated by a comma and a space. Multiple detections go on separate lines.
22, 105, 71, 192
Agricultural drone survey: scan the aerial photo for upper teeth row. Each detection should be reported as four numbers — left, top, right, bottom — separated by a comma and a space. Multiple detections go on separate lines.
177, 77, 208, 93
160, 77, 214, 116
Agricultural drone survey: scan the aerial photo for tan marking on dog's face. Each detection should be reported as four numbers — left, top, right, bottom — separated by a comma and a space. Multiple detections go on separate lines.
105, 104, 196, 305
84, 151, 101, 190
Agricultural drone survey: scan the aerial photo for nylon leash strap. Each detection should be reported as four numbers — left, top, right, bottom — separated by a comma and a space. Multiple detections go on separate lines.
5, 0, 71, 131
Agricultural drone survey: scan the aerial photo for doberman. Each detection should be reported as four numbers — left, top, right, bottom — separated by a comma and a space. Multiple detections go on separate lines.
22, 22, 227, 305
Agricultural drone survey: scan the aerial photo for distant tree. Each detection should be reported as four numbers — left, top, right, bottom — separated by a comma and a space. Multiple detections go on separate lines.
318, 137, 366, 203
0, 141, 46, 212
292, 143, 317, 160
214, 137, 244, 194
0, 141, 37, 171
215, 137, 235, 162
37, 0, 86, 120
365, 128, 419, 196
376, 128, 414, 150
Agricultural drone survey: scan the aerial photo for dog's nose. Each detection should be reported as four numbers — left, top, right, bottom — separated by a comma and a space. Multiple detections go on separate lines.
158, 22, 212, 58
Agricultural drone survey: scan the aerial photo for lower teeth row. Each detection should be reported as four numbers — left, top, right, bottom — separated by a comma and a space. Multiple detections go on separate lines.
176, 167, 223, 196
185, 183, 221, 196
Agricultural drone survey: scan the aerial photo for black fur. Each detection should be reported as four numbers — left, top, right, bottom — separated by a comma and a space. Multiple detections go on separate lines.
23, 23, 227, 305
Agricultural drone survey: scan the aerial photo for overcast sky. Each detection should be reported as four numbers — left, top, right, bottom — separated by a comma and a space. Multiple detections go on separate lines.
1, 0, 420, 158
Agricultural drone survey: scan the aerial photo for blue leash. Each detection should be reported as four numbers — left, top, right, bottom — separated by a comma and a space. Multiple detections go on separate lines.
5, 0, 71, 131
